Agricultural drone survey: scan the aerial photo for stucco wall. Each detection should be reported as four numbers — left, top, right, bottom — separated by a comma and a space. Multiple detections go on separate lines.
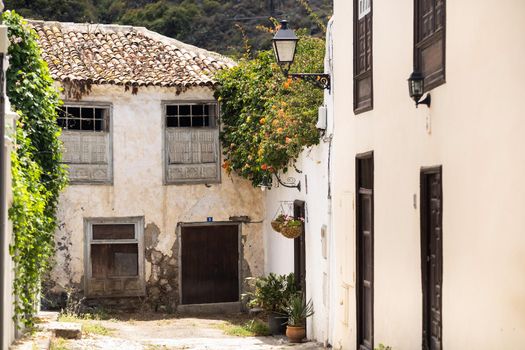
48, 84, 265, 311
264, 18, 335, 345
330, 0, 525, 349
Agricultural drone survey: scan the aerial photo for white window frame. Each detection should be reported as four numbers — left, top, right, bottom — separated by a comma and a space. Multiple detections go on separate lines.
84, 217, 145, 297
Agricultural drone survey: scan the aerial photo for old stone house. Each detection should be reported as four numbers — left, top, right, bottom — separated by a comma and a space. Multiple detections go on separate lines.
31, 20, 264, 312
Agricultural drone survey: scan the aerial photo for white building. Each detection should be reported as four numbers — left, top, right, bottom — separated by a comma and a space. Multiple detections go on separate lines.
32, 21, 264, 312
327, 0, 525, 349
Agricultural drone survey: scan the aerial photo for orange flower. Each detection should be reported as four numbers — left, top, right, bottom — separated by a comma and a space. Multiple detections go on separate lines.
277, 127, 283, 134
285, 137, 292, 144
283, 77, 292, 89
261, 164, 268, 170
259, 118, 266, 125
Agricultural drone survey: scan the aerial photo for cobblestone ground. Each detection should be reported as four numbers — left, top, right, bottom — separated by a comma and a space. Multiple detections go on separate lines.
51, 313, 326, 350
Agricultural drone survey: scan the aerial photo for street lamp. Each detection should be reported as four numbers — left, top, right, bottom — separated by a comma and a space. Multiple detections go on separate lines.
408, 71, 431, 108
272, 20, 331, 91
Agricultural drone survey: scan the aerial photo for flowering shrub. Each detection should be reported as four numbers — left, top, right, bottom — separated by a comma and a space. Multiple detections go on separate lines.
214, 33, 324, 186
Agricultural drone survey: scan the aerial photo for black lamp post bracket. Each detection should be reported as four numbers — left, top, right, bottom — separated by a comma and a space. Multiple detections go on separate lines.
288, 73, 331, 91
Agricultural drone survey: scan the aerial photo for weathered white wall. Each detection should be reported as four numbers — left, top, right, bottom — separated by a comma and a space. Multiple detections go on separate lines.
264, 18, 335, 345
51, 84, 264, 307
330, 0, 525, 349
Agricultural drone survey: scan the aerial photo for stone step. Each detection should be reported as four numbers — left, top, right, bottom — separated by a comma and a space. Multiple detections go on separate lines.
46, 322, 82, 339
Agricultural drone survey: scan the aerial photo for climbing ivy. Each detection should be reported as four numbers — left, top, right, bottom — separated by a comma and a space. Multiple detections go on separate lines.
3, 11, 67, 328
214, 33, 324, 186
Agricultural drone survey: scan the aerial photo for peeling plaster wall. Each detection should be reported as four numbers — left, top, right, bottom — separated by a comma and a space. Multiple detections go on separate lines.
48, 85, 264, 310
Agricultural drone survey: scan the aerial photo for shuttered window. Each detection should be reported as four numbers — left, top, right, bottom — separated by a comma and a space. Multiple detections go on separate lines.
85, 218, 145, 297
164, 102, 220, 184
58, 104, 112, 184
414, 0, 446, 91
354, 0, 373, 114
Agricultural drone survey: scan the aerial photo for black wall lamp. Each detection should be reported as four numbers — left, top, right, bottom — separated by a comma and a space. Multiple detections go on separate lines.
258, 171, 301, 192
408, 71, 431, 108
272, 20, 331, 91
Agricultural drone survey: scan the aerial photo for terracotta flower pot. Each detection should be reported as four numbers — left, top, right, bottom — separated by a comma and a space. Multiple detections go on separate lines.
286, 325, 306, 343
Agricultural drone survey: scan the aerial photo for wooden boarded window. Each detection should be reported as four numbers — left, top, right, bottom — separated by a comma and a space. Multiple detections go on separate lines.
85, 218, 145, 297
414, 0, 446, 91
164, 102, 220, 184
354, 0, 373, 114
58, 104, 112, 184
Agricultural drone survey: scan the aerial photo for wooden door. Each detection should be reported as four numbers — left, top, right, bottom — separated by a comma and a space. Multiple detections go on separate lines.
421, 168, 443, 350
356, 153, 374, 350
180, 224, 239, 304
293, 200, 306, 294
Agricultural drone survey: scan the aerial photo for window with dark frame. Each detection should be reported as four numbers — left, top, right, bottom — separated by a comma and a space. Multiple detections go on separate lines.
57, 106, 109, 132
414, 0, 446, 91
353, 0, 373, 114
165, 103, 217, 128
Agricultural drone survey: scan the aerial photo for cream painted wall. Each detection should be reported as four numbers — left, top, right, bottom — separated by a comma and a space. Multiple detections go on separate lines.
330, 0, 525, 349
51, 85, 265, 301
264, 19, 335, 345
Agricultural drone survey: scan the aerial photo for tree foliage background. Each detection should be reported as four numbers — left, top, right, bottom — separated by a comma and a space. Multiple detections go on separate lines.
4, 0, 332, 55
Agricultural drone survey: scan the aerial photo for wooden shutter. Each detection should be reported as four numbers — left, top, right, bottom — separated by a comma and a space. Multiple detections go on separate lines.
415, 0, 446, 91
166, 128, 220, 184
61, 131, 111, 183
354, 0, 373, 113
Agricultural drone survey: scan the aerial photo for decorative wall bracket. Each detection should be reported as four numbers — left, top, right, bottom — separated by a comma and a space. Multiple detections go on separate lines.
288, 73, 331, 91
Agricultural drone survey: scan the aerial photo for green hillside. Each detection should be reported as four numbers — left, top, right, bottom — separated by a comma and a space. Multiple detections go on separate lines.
5, 0, 332, 55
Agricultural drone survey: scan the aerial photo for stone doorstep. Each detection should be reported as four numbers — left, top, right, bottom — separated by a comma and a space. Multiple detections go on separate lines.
46, 322, 82, 339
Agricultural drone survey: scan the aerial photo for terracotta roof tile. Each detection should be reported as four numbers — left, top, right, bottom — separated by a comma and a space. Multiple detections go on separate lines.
29, 20, 235, 89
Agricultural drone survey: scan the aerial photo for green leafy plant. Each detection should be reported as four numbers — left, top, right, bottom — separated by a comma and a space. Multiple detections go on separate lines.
245, 273, 298, 313
285, 294, 314, 327
4, 10, 68, 328
215, 31, 324, 186
375, 344, 393, 350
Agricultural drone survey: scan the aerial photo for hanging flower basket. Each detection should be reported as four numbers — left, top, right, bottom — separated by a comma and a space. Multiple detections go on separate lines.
280, 218, 303, 239
271, 220, 284, 232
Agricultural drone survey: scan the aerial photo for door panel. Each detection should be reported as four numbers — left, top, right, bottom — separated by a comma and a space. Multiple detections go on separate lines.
421, 168, 443, 350
181, 225, 239, 304
357, 153, 374, 350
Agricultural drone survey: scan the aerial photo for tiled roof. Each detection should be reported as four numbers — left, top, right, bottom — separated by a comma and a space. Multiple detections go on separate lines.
29, 20, 235, 89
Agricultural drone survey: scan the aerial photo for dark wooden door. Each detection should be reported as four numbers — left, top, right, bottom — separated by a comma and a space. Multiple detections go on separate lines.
181, 224, 239, 304
294, 200, 306, 294
356, 153, 374, 350
421, 168, 443, 350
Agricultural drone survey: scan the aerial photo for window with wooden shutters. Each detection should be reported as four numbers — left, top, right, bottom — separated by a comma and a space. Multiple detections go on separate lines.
354, 0, 373, 114
85, 217, 145, 297
414, 0, 446, 91
164, 102, 220, 184
58, 104, 112, 184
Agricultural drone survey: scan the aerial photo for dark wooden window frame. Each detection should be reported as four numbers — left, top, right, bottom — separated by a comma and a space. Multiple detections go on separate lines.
414, 0, 446, 92
356, 151, 374, 350
353, 0, 373, 114
420, 166, 443, 350
177, 222, 242, 305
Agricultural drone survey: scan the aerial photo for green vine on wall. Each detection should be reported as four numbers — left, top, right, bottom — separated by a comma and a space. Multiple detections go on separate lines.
214, 32, 325, 187
3, 11, 67, 328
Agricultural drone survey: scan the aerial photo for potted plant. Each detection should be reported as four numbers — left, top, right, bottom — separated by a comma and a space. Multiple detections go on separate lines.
271, 214, 286, 232
285, 294, 314, 343
279, 216, 304, 239
245, 273, 298, 335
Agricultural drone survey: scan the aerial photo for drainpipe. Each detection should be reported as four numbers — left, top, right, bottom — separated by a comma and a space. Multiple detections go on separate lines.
0, 1, 6, 348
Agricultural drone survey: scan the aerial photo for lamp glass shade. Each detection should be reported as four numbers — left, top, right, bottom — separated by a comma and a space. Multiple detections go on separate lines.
272, 20, 299, 66
273, 39, 297, 63
408, 71, 424, 99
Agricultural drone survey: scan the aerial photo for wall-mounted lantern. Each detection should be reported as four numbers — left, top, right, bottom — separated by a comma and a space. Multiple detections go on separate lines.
272, 20, 330, 91
408, 71, 431, 108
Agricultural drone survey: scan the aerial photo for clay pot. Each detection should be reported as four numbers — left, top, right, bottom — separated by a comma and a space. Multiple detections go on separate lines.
286, 325, 306, 343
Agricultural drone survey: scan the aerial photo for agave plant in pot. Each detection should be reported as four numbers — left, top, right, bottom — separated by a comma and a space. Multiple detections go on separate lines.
285, 294, 314, 343
246, 273, 298, 335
